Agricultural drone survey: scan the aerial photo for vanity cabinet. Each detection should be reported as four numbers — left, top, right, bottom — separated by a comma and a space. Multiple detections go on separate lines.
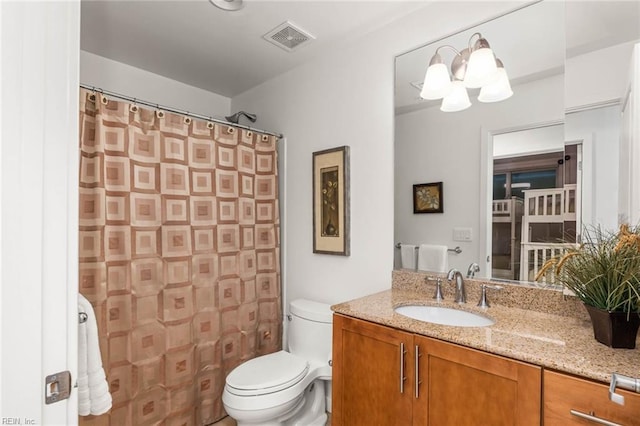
332, 314, 542, 426
415, 334, 541, 425
544, 370, 640, 425
332, 313, 415, 425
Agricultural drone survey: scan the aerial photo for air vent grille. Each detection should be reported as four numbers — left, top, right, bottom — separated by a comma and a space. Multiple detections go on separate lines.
410, 80, 424, 91
263, 21, 314, 52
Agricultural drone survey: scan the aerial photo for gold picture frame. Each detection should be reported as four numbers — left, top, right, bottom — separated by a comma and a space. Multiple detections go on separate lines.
413, 182, 443, 213
313, 146, 350, 255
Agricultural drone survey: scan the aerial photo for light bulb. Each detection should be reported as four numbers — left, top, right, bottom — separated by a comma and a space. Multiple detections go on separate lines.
440, 80, 471, 112
420, 63, 453, 100
420, 52, 453, 100
464, 37, 499, 89
478, 59, 513, 103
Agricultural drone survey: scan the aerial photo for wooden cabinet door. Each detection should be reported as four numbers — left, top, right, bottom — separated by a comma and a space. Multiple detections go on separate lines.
415, 335, 541, 426
332, 314, 415, 426
544, 370, 640, 425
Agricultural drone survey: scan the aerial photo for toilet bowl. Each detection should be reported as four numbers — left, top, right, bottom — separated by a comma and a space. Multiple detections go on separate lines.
222, 299, 333, 426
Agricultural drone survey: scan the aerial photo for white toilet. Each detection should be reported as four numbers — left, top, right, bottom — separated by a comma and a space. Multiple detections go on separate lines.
222, 299, 333, 426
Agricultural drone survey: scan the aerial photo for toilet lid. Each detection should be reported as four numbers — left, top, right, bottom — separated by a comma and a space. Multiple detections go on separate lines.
226, 350, 309, 396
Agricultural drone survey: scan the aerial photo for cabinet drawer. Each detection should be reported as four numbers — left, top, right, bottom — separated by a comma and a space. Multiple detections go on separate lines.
544, 370, 640, 425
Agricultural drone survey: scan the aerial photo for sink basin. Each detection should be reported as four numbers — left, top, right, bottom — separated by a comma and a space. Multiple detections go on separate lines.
394, 305, 494, 327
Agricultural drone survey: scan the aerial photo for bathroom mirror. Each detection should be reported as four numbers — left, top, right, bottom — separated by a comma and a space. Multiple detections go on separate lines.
394, 1, 640, 284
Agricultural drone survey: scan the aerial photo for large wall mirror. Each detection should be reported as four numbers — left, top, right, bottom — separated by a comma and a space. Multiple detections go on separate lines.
394, 1, 639, 285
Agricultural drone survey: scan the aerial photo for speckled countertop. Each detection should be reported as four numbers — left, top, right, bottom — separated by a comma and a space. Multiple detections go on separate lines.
331, 270, 640, 384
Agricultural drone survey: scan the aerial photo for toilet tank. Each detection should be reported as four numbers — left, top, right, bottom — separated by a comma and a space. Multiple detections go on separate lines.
287, 299, 333, 364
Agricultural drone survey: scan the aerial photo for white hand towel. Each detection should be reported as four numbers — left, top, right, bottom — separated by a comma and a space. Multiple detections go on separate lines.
78, 294, 112, 416
400, 244, 417, 270
417, 244, 449, 273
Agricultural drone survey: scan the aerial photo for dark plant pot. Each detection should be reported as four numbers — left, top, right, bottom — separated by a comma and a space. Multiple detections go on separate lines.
584, 304, 640, 349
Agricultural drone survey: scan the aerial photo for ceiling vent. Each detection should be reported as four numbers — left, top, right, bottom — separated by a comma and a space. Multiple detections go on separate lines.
263, 21, 314, 52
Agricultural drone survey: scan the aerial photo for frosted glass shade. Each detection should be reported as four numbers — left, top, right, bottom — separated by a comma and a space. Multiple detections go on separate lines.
420, 63, 453, 100
463, 48, 498, 89
440, 81, 471, 112
478, 67, 513, 103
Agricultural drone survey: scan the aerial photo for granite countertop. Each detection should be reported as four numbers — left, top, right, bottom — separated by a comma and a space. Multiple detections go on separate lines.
331, 271, 640, 384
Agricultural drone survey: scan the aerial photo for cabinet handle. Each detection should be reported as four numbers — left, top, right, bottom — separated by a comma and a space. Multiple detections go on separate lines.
399, 342, 407, 394
570, 409, 622, 426
414, 344, 422, 399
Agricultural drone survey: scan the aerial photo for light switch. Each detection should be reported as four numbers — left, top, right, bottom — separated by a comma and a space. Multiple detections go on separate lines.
453, 227, 473, 242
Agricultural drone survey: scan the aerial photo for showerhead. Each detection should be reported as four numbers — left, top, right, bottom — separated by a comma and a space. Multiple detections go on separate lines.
225, 111, 257, 124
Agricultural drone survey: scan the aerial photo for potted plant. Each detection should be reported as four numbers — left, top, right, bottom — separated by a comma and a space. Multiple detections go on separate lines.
536, 224, 640, 348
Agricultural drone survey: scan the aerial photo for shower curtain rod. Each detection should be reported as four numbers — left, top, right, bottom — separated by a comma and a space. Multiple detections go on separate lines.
80, 83, 283, 139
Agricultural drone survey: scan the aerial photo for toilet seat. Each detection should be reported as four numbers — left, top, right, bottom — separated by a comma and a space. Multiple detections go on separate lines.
226, 350, 309, 397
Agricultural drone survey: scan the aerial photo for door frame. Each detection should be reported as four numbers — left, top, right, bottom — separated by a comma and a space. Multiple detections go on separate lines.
0, 1, 80, 423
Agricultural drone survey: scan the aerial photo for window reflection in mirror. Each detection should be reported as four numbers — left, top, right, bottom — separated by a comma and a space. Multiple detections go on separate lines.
490, 125, 571, 283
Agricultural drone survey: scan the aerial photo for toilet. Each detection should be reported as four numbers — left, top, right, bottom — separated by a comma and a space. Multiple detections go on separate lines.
222, 299, 333, 426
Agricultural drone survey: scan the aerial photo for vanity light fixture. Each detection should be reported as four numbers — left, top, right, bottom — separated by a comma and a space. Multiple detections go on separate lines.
209, 0, 244, 12
420, 32, 513, 112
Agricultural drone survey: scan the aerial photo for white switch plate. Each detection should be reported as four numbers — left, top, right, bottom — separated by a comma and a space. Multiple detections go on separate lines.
453, 227, 472, 242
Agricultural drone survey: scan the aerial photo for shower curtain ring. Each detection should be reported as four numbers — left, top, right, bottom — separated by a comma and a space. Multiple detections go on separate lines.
129, 98, 139, 113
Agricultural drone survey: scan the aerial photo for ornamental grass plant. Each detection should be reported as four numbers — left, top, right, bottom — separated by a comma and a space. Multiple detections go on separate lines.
535, 224, 640, 315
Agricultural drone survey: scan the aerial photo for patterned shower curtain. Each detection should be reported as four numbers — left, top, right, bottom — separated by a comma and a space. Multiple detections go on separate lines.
77, 89, 282, 425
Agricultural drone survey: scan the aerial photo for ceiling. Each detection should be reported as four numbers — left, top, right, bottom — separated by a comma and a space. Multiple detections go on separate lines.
80, 0, 425, 98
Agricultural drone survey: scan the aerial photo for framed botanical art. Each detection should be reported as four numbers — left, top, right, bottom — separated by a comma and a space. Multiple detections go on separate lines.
312, 146, 350, 255
413, 182, 443, 213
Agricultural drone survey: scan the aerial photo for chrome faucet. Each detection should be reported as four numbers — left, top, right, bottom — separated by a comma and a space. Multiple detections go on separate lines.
466, 262, 480, 278
447, 268, 466, 304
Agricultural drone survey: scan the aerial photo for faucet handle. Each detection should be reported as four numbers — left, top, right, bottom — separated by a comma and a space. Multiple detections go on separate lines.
477, 284, 503, 308
466, 263, 480, 278
432, 277, 444, 302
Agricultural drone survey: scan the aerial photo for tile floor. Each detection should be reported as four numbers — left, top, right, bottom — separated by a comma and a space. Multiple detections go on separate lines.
212, 413, 331, 426
212, 416, 236, 426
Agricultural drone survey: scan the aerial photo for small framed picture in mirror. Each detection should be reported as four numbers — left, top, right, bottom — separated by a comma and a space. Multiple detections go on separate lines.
413, 182, 443, 213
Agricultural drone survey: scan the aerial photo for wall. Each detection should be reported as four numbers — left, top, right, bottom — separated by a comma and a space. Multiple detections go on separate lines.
80, 50, 231, 118
231, 1, 529, 306
566, 105, 621, 231
394, 74, 564, 272
564, 41, 634, 231
622, 44, 640, 225
493, 125, 564, 159
566, 41, 636, 110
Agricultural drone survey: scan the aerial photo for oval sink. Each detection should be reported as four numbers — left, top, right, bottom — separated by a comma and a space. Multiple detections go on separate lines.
394, 305, 494, 327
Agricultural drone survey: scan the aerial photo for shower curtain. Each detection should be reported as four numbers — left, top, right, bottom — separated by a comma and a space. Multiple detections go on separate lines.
77, 89, 282, 425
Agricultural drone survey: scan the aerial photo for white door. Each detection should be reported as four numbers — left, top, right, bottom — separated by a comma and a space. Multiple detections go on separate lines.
1, 2, 80, 424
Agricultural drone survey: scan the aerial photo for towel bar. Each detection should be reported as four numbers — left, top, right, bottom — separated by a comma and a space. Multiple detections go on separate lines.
395, 243, 462, 254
